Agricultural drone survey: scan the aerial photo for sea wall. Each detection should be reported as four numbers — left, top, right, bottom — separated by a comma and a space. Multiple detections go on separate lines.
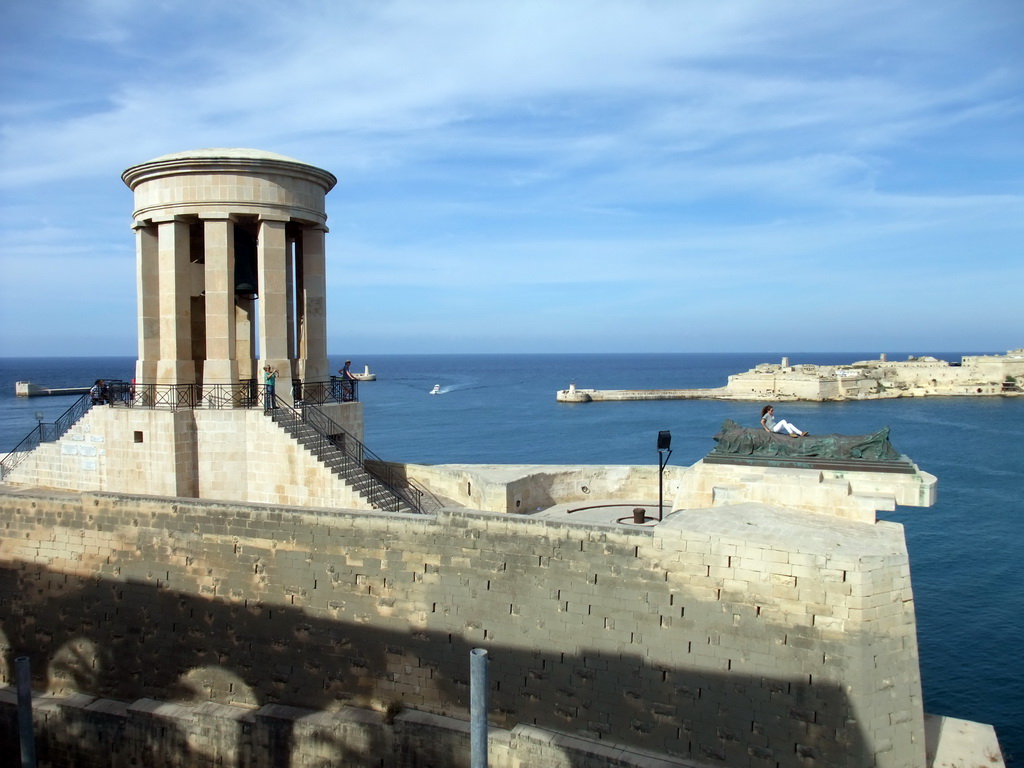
0, 488, 925, 768
2, 404, 366, 508
557, 387, 727, 402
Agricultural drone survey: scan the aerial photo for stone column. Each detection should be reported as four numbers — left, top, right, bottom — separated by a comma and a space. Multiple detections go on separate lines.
201, 217, 237, 384
134, 223, 159, 385
257, 217, 292, 400
155, 217, 195, 385
300, 226, 329, 381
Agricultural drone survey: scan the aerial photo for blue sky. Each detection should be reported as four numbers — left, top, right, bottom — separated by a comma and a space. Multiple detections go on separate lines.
1, 0, 1021, 356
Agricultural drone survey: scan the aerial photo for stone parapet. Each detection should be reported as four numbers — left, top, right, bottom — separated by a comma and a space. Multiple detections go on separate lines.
0, 487, 935, 767
2, 686, 1000, 768
395, 462, 687, 514
674, 460, 936, 523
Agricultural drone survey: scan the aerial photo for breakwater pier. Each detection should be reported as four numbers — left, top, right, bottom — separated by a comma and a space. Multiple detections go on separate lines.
15, 381, 89, 397
557, 382, 727, 402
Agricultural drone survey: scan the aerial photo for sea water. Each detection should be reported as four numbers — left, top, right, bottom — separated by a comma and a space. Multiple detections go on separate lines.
1, 353, 1021, 763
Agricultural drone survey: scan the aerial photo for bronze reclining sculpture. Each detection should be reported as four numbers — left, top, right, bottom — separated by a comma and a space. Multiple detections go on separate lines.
711, 419, 902, 462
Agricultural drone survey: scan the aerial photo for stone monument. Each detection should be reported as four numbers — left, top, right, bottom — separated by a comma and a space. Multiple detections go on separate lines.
0, 149, 375, 506
121, 148, 337, 403
707, 418, 912, 472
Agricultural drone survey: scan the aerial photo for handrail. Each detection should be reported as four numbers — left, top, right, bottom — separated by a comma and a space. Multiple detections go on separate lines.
105, 377, 357, 410
1, 393, 94, 480
270, 402, 439, 515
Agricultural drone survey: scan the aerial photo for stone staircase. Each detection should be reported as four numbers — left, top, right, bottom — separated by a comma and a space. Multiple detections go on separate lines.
269, 406, 428, 514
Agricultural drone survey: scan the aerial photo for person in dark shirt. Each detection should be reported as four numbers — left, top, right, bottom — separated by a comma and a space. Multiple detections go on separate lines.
90, 379, 107, 405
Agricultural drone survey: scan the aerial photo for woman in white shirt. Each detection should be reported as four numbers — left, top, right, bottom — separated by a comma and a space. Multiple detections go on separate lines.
760, 405, 807, 437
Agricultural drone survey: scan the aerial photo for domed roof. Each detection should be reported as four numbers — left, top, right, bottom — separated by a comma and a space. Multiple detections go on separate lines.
122, 147, 337, 192
146, 148, 307, 164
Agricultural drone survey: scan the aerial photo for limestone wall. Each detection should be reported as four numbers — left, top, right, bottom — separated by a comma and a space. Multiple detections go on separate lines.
0, 488, 925, 767
3, 405, 369, 510
675, 461, 936, 524
961, 350, 1024, 382
725, 370, 842, 401
399, 463, 687, 514
0, 688, 714, 768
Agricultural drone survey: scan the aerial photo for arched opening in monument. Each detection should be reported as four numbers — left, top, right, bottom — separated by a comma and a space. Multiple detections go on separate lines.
233, 222, 259, 381
285, 220, 306, 369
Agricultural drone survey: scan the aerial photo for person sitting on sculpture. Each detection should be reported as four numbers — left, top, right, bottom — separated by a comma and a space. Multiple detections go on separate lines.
760, 405, 807, 437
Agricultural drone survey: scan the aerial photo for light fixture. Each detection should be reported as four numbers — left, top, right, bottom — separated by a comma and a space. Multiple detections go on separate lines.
657, 431, 672, 521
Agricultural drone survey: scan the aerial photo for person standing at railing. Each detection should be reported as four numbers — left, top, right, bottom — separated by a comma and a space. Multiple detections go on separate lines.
338, 360, 356, 402
90, 379, 107, 405
263, 365, 279, 409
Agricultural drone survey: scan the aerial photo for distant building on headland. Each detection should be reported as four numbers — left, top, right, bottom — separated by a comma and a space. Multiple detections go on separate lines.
558, 349, 1024, 403
727, 349, 1024, 401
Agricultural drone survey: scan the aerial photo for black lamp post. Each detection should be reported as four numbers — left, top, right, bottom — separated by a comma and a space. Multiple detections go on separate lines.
657, 430, 672, 521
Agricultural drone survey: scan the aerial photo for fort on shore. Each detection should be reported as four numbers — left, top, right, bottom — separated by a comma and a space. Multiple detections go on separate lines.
557, 350, 1024, 403
0, 150, 1005, 768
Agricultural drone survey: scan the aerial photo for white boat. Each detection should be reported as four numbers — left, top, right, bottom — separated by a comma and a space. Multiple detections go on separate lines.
429, 384, 441, 395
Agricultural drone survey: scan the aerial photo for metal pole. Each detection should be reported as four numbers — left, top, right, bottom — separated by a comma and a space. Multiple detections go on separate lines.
470, 648, 488, 768
16, 656, 37, 768
657, 448, 672, 521
658, 457, 664, 521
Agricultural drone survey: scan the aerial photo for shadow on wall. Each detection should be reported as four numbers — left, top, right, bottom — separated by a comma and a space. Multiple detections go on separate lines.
0, 563, 873, 768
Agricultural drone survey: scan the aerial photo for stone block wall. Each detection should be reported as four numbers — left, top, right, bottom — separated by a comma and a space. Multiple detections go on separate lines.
4, 404, 369, 510
0, 688, 713, 768
674, 461, 936, 523
725, 370, 836, 401
0, 489, 925, 767
130, 170, 329, 223
401, 463, 687, 515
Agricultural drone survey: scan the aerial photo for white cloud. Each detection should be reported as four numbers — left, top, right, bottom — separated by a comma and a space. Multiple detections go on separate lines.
0, 0, 1021, 354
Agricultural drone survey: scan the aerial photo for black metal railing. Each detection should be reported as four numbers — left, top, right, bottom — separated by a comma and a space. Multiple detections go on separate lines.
301, 376, 358, 405
270, 402, 439, 515
104, 377, 356, 410
328, 376, 359, 403
1, 393, 94, 480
